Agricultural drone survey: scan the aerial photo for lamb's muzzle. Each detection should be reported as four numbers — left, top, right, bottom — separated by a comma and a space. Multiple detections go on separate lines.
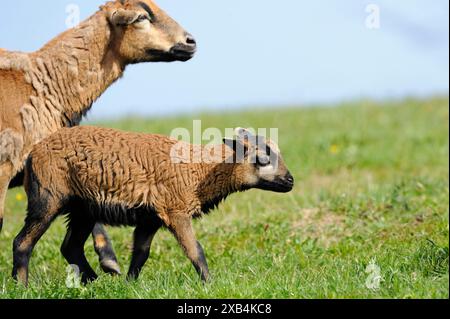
12, 126, 294, 286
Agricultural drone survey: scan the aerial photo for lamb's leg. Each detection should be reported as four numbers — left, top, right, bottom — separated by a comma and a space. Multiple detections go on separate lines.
62, 218, 98, 285
92, 223, 121, 275
127, 219, 162, 280
170, 215, 210, 282
0, 162, 13, 232
12, 206, 58, 287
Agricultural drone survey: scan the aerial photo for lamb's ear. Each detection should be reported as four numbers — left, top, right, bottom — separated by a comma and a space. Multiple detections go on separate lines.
109, 9, 140, 26
235, 127, 257, 148
223, 138, 248, 161
223, 138, 237, 151
235, 127, 254, 138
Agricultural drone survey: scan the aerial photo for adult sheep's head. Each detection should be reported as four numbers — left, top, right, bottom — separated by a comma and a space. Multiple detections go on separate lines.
103, 0, 196, 63
224, 128, 295, 193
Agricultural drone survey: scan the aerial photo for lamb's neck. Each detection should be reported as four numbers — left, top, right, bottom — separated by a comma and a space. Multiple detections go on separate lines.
196, 161, 243, 207
32, 12, 124, 123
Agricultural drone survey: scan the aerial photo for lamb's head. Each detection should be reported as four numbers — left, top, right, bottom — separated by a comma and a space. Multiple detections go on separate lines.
103, 0, 196, 63
224, 128, 295, 193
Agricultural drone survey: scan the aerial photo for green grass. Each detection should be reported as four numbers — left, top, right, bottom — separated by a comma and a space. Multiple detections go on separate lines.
0, 97, 448, 299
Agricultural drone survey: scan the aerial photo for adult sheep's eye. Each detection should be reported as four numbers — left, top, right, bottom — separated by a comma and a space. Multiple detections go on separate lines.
135, 15, 149, 23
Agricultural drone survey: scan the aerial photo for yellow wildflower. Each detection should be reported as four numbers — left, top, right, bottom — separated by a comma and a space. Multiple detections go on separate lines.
16, 193, 24, 202
329, 144, 340, 155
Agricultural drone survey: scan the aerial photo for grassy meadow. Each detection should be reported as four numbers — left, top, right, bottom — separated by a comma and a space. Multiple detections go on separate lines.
0, 97, 448, 299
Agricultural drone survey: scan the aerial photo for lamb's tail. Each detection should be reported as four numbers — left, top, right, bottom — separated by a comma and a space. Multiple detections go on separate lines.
23, 156, 33, 196
22, 156, 44, 222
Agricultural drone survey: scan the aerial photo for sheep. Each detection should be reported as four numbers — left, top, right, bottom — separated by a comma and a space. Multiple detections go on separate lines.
12, 126, 294, 286
0, 0, 196, 274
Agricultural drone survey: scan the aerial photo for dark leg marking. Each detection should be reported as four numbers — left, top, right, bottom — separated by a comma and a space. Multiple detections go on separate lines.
12, 173, 60, 287
170, 215, 210, 282
12, 218, 55, 286
195, 241, 209, 281
61, 218, 98, 285
92, 223, 121, 275
127, 218, 162, 281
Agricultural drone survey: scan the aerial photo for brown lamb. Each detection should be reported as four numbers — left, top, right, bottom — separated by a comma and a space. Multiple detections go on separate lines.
0, 0, 196, 274
12, 126, 294, 286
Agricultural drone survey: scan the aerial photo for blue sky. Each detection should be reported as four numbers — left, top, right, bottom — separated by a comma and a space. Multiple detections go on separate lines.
1, 0, 448, 119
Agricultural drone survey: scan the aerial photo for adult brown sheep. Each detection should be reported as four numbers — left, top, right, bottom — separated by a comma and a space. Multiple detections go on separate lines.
0, 0, 197, 275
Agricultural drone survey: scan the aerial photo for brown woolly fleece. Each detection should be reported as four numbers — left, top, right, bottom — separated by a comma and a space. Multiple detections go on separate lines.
13, 126, 294, 285
25, 126, 295, 223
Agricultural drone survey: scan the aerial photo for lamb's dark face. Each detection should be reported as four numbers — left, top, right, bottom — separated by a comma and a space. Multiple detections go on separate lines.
105, 0, 196, 63
251, 141, 294, 193
224, 129, 295, 193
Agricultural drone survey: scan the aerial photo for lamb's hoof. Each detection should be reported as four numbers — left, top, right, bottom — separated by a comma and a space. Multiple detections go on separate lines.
100, 259, 122, 275
81, 274, 99, 286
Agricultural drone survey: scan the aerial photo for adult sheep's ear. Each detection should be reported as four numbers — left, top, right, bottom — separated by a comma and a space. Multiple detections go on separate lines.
109, 9, 140, 26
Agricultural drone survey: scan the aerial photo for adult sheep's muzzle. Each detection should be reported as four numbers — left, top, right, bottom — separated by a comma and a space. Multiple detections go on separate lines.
169, 44, 196, 62
148, 34, 197, 62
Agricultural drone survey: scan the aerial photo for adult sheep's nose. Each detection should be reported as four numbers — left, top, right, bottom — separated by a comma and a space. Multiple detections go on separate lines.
169, 33, 197, 62
184, 33, 197, 50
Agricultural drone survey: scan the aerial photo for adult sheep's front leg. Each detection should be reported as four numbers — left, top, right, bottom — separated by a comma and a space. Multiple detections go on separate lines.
0, 162, 13, 232
92, 224, 122, 275
169, 214, 210, 282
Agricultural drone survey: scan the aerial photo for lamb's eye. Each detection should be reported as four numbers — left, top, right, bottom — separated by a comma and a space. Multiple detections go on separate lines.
257, 156, 270, 167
